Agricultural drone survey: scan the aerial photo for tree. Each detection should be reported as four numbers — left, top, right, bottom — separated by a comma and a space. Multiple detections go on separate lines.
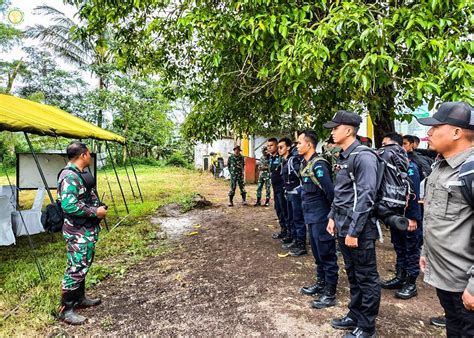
87, 75, 175, 159
66, 0, 474, 145
15, 47, 91, 119
25, 5, 114, 128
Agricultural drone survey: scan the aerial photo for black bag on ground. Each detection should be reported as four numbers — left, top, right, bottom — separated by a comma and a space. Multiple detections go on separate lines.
41, 200, 64, 233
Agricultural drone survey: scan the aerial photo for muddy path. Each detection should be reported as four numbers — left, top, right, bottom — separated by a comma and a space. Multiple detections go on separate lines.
51, 179, 444, 336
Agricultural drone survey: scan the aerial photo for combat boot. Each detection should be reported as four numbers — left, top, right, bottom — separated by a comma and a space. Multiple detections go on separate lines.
301, 278, 326, 295
264, 198, 270, 206
228, 195, 234, 207
312, 284, 337, 309
59, 289, 86, 325
288, 241, 307, 256
380, 268, 406, 289
395, 275, 418, 299
272, 229, 287, 239
282, 239, 296, 250
241, 192, 247, 205
281, 234, 293, 244
254, 198, 261, 206
76, 280, 101, 308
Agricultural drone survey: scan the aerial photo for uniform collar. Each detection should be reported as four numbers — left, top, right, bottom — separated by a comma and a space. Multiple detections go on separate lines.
67, 162, 81, 172
339, 140, 361, 159
444, 147, 474, 169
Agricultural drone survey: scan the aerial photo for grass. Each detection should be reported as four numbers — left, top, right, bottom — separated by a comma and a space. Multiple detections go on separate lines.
0, 165, 211, 336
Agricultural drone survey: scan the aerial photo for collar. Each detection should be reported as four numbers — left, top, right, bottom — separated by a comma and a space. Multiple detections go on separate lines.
444, 147, 474, 169
339, 140, 361, 159
67, 162, 82, 172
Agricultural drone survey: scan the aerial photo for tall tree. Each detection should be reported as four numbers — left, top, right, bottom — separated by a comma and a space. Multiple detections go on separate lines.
25, 5, 113, 128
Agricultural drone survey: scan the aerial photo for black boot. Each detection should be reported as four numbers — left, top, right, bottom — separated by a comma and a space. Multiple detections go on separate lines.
76, 280, 101, 308
380, 268, 406, 289
264, 198, 270, 206
254, 198, 261, 206
228, 195, 234, 207
312, 283, 337, 309
288, 241, 307, 256
272, 229, 287, 239
241, 192, 247, 205
301, 278, 325, 295
282, 239, 296, 250
395, 275, 418, 299
281, 234, 293, 244
59, 289, 86, 325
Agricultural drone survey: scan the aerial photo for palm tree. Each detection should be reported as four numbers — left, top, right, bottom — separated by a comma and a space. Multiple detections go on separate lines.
25, 5, 112, 129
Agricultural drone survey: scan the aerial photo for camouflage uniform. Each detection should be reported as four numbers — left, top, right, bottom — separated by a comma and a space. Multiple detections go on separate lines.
228, 154, 246, 197
256, 156, 271, 200
58, 163, 101, 292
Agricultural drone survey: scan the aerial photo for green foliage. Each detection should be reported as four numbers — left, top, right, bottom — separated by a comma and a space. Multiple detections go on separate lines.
67, 0, 474, 145
166, 151, 191, 168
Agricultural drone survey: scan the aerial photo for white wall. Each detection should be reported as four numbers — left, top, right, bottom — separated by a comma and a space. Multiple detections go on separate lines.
194, 139, 235, 169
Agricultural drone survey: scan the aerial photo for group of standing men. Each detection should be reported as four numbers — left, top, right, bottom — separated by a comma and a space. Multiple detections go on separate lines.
226, 102, 473, 338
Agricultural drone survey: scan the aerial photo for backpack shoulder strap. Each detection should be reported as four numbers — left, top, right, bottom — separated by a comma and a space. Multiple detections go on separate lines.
301, 156, 330, 190
459, 154, 474, 208
347, 145, 377, 182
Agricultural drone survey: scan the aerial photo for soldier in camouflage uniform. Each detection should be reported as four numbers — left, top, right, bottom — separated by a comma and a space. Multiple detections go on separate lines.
254, 147, 271, 206
58, 142, 108, 325
228, 145, 246, 206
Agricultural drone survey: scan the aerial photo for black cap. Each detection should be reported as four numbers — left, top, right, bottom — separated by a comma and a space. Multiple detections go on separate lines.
417, 102, 474, 130
233, 145, 242, 151
323, 110, 363, 129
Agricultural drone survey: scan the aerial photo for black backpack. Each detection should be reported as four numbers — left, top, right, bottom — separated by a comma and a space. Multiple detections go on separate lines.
41, 167, 96, 233
411, 151, 434, 180
449, 153, 474, 208
41, 200, 64, 233
347, 144, 411, 221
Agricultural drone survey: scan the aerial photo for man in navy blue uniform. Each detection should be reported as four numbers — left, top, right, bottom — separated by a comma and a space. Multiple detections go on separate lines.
278, 138, 307, 256
325, 111, 380, 338
297, 130, 338, 309
380, 132, 423, 300
267, 138, 288, 239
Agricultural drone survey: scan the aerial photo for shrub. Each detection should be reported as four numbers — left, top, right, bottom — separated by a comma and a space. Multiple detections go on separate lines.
166, 151, 190, 168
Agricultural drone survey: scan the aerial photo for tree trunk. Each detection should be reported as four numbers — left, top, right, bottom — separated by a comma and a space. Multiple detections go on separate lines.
369, 86, 396, 148
5, 59, 23, 95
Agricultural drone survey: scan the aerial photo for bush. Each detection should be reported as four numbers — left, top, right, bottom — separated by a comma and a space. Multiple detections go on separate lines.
166, 151, 190, 168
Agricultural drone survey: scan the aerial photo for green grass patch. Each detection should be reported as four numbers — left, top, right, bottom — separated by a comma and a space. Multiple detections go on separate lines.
0, 165, 203, 335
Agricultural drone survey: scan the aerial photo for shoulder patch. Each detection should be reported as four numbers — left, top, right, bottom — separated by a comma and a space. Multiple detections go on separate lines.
316, 169, 324, 178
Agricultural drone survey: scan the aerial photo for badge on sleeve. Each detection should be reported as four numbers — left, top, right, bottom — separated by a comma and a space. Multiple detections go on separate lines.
316, 169, 324, 178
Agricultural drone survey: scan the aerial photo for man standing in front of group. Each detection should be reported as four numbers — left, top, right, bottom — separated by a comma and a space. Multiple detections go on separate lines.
325, 111, 380, 338
227, 145, 247, 206
267, 138, 288, 239
297, 130, 338, 309
59, 142, 108, 325
418, 102, 474, 337
278, 137, 306, 256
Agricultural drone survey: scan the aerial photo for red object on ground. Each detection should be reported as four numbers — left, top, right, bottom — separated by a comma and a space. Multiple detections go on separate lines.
244, 157, 257, 184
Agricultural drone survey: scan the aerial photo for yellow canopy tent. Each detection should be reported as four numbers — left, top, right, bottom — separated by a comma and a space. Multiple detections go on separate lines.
0, 94, 125, 144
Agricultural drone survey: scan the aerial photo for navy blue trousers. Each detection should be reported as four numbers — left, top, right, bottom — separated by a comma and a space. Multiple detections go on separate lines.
308, 221, 338, 285
273, 187, 288, 231
390, 222, 423, 277
287, 191, 306, 242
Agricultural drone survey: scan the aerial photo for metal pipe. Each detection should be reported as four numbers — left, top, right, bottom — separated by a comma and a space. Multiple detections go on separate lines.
105, 141, 129, 214
126, 145, 144, 203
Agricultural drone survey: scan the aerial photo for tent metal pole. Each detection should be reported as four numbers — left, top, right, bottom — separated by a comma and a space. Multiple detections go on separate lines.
105, 141, 129, 214
98, 145, 119, 218
126, 145, 144, 203
115, 143, 137, 203
24, 132, 54, 203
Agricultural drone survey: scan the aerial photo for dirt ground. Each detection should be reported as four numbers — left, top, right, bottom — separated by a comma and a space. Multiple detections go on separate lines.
50, 176, 445, 336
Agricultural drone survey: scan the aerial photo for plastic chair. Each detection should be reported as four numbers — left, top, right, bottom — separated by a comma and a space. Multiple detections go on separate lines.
11, 188, 46, 236
0, 196, 15, 246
